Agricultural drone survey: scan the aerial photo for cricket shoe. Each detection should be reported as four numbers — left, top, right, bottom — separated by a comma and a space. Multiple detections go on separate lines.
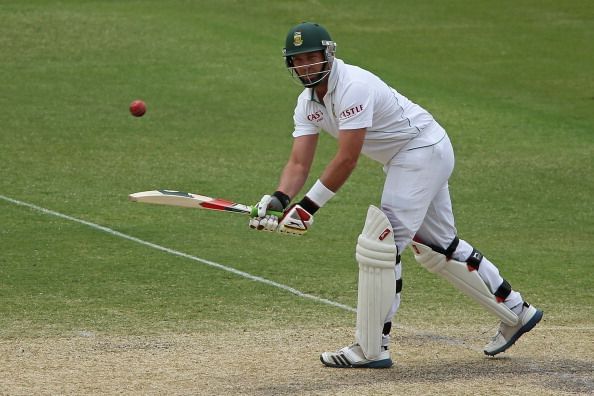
320, 343, 393, 368
484, 302, 543, 356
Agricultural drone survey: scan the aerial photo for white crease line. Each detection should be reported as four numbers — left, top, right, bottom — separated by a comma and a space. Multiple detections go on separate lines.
0, 194, 356, 313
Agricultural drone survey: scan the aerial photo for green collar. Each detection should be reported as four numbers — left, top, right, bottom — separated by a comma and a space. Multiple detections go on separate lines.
309, 88, 324, 106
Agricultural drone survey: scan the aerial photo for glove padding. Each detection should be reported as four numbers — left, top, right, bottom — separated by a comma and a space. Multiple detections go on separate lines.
249, 204, 313, 236
256, 195, 273, 218
255, 194, 285, 217
248, 213, 279, 232
277, 204, 314, 236
249, 193, 287, 232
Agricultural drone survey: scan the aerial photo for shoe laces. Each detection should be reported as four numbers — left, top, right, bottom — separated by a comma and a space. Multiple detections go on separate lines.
484, 322, 504, 341
336, 343, 359, 354
490, 330, 502, 341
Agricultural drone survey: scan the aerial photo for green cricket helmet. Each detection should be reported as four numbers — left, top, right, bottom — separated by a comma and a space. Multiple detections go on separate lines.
283, 22, 336, 87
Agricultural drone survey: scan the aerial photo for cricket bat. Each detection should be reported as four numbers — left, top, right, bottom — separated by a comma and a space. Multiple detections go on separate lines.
128, 190, 283, 217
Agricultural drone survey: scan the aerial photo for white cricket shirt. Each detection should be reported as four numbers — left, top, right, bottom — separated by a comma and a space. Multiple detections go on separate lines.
292, 58, 445, 164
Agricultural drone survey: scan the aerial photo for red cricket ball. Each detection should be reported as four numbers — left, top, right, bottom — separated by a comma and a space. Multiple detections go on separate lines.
129, 100, 146, 117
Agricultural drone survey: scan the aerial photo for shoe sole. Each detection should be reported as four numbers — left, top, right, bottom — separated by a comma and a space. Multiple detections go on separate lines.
484, 309, 543, 356
320, 355, 393, 368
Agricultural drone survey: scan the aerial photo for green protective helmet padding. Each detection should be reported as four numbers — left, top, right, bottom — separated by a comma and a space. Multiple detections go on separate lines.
283, 22, 332, 57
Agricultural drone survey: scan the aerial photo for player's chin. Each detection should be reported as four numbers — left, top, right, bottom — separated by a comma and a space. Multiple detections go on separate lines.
300, 77, 317, 87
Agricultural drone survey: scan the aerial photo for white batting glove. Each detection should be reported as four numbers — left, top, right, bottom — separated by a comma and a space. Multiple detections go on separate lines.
277, 204, 314, 236
248, 214, 279, 232
256, 195, 272, 217
249, 191, 290, 232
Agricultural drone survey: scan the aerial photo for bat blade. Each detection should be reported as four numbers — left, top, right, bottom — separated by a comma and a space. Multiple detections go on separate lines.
129, 190, 254, 215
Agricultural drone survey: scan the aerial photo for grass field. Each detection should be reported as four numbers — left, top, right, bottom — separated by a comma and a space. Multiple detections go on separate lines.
1, 1, 592, 394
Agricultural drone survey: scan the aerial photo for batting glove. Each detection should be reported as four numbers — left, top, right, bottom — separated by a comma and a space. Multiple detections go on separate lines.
249, 214, 280, 232
249, 191, 290, 232
277, 204, 314, 236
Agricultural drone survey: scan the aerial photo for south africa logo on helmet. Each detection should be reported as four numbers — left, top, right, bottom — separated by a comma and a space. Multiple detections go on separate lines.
293, 31, 303, 47
284, 22, 332, 57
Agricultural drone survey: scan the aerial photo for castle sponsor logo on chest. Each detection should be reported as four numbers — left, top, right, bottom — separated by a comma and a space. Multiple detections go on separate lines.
340, 104, 364, 120
307, 110, 324, 122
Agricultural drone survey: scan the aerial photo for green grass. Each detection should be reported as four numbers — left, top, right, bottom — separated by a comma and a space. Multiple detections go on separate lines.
1, 0, 592, 338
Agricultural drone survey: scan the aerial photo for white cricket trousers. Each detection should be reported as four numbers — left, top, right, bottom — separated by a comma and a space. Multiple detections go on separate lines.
380, 122, 522, 323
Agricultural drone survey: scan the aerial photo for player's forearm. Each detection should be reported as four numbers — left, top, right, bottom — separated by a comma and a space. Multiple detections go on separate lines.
277, 161, 310, 199
276, 135, 318, 199
318, 128, 365, 192
294, 155, 355, 215
319, 154, 358, 192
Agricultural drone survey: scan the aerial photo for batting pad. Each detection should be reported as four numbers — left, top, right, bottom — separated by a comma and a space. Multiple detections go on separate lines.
411, 241, 519, 326
355, 206, 397, 359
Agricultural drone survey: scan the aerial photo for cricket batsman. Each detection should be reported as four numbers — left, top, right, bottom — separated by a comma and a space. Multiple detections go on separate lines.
249, 22, 543, 368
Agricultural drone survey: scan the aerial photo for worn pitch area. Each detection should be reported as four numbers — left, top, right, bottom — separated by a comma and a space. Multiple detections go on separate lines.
1, 323, 591, 395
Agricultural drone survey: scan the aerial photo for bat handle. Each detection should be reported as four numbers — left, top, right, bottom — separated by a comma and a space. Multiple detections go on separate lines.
250, 207, 284, 218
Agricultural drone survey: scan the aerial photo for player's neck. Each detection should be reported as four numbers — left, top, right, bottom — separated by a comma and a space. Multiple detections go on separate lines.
314, 81, 328, 102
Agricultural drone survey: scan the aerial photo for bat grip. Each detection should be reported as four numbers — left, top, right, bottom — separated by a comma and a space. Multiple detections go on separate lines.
250, 207, 284, 218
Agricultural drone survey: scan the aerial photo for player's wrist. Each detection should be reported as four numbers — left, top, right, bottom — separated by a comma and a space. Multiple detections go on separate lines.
304, 179, 335, 211
297, 196, 320, 215
272, 190, 291, 209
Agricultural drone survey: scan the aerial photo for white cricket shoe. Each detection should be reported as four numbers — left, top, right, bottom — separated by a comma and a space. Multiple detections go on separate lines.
320, 343, 393, 368
484, 302, 543, 356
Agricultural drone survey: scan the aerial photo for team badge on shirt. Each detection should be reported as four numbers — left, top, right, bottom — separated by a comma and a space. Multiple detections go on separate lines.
293, 31, 303, 46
